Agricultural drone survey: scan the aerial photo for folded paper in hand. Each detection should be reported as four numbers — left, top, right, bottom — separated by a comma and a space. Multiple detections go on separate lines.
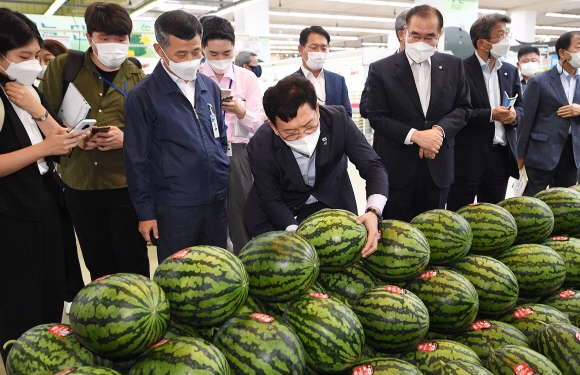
502, 91, 518, 108
58, 82, 92, 128
512, 166, 528, 197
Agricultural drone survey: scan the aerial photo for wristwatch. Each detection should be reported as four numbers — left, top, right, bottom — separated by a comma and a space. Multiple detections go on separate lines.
32, 110, 48, 122
365, 207, 383, 231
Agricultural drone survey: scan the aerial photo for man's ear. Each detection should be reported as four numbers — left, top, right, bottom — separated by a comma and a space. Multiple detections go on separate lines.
268, 120, 279, 135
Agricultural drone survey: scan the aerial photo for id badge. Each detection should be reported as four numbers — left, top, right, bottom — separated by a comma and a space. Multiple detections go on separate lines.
210, 112, 220, 138
226, 143, 233, 156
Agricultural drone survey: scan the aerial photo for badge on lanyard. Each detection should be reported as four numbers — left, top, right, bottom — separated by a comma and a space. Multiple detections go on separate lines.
208, 103, 220, 138
226, 143, 233, 157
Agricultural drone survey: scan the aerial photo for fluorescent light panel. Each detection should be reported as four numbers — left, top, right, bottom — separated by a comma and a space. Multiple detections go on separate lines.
213, 0, 263, 16
362, 42, 388, 46
131, 0, 162, 17
535, 34, 561, 39
269, 10, 394, 23
322, 0, 413, 7
268, 33, 358, 41
44, 0, 67, 16
478, 8, 506, 14
546, 12, 580, 18
271, 23, 389, 34
536, 25, 578, 31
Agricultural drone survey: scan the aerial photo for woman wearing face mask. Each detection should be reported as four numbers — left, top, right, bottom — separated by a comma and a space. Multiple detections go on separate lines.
198, 16, 265, 255
0, 8, 85, 364
37, 39, 68, 81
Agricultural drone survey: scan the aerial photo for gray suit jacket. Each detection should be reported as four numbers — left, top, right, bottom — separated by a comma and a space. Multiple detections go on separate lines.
518, 65, 580, 170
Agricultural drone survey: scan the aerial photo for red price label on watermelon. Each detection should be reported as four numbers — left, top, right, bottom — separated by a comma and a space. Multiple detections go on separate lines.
471, 320, 492, 331
513, 307, 534, 319
352, 364, 374, 375
420, 270, 440, 279
559, 290, 576, 299
385, 286, 406, 295
94, 274, 114, 282
150, 338, 172, 349
48, 325, 73, 338
252, 313, 275, 323
551, 236, 569, 241
576, 332, 580, 343
55, 368, 77, 375
170, 249, 191, 259
514, 363, 536, 375
417, 342, 438, 352
309, 292, 329, 299
468, 202, 482, 206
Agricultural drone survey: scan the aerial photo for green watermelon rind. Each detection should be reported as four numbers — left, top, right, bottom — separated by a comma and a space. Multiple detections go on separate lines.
542, 237, 580, 287
535, 322, 580, 375
534, 187, 580, 236
400, 339, 482, 374
435, 360, 493, 375
497, 197, 555, 245
486, 345, 563, 375
318, 263, 379, 306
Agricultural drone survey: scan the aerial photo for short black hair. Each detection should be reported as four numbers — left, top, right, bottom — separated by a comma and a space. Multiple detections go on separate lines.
299, 26, 331, 46
154, 10, 202, 49
406, 4, 444, 32
200, 16, 235, 47
263, 74, 317, 126
0, 8, 42, 57
85, 2, 132, 37
517, 46, 540, 60
556, 31, 580, 60
469, 13, 511, 49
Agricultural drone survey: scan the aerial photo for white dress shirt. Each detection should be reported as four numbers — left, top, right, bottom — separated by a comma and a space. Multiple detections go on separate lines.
404, 53, 432, 145
557, 64, 580, 134
301, 66, 326, 105
162, 61, 196, 107
475, 53, 506, 146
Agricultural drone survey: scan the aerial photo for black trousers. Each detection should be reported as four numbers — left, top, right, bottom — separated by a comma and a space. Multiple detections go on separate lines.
0, 174, 66, 364
228, 143, 252, 255
65, 187, 149, 281
385, 158, 449, 222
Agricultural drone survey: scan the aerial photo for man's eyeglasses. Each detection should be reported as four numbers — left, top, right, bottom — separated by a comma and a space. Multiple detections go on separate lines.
304, 45, 329, 53
278, 120, 319, 141
408, 34, 439, 43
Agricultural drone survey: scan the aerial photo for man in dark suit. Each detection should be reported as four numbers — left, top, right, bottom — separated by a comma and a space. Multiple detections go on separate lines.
446, 14, 522, 210
518, 31, 580, 196
244, 74, 389, 257
367, 4, 471, 222
294, 26, 352, 116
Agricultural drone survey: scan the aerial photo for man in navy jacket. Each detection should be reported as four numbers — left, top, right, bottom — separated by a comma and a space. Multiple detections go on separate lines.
124, 10, 229, 261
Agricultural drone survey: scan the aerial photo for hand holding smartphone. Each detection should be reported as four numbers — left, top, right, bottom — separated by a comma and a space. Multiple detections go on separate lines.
69, 119, 97, 134
92, 126, 111, 134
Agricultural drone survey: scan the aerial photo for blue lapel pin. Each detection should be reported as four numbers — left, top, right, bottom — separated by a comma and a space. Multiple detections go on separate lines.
322, 137, 328, 145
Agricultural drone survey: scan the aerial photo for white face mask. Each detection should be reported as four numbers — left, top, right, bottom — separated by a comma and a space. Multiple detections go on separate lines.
282, 124, 321, 157
519, 61, 539, 77
405, 32, 436, 63
0, 55, 42, 86
207, 58, 233, 74
38, 65, 48, 79
486, 38, 510, 59
566, 50, 580, 69
92, 40, 129, 69
161, 48, 200, 81
304, 52, 327, 71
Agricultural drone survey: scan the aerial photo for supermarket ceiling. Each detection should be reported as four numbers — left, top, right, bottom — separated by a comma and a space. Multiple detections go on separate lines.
3, 0, 580, 49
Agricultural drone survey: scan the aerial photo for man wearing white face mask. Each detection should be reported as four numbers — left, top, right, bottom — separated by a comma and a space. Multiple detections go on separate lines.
447, 14, 522, 210
294, 26, 352, 117
124, 11, 229, 261
516, 46, 541, 95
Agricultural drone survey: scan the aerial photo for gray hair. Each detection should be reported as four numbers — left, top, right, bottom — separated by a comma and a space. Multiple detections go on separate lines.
154, 10, 202, 49
395, 10, 409, 37
235, 50, 258, 67
470, 13, 511, 49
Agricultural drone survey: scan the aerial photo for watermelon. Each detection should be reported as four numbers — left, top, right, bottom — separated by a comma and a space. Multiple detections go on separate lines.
213, 313, 305, 374
451, 320, 529, 362
284, 292, 364, 372
535, 322, 580, 374
319, 263, 379, 306
456, 203, 517, 255
153, 246, 248, 328
128, 337, 230, 375
233, 294, 265, 316
54, 368, 122, 375
363, 220, 430, 281
239, 231, 319, 302
405, 270, 479, 333
351, 286, 429, 352
5, 324, 112, 375
486, 345, 563, 375
499, 304, 571, 347
541, 289, 580, 325
400, 340, 481, 374
542, 236, 580, 287
495, 244, 566, 297
497, 197, 555, 244
296, 209, 366, 271
450, 255, 519, 318
69, 273, 170, 361
410, 209, 472, 265
111, 359, 136, 375
345, 358, 423, 375
534, 187, 580, 236
163, 319, 199, 339
360, 345, 377, 361
435, 360, 492, 375
425, 331, 448, 340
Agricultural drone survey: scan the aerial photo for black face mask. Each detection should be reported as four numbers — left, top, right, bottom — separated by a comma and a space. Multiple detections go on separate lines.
250, 64, 262, 78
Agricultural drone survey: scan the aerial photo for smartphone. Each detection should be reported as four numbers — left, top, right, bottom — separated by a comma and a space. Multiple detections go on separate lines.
92, 126, 110, 133
220, 88, 231, 98
69, 119, 97, 134
222, 95, 234, 102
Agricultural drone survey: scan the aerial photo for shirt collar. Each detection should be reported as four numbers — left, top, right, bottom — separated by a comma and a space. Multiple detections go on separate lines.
476, 52, 502, 73
557, 63, 580, 79
301, 65, 324, 79
405, 53, 431, 66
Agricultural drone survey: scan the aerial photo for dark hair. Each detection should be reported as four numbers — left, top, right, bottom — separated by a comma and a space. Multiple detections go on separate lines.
200, 16, 235, 47
395, 10, 409, 41
263, 74, 317, 126
155, 10, 202, 49
299, 26, 331, 46
85, 2, 132, 37
556, 31, 580, 60
0, 8, 42, 57
41, 39, 68, 57
469, 13, 511, 49
406, 5, 444, 32
517, 46, 540, 60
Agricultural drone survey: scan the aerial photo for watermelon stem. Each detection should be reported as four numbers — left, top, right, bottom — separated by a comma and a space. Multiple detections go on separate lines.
2, 339, 16, 350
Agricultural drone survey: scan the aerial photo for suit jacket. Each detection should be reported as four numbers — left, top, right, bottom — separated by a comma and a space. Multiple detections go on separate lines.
518, 66, 580, 170
455, 53, 523, 180
367, 51, 472, 189
245, 105, 388, 231
295, 68, 352, 117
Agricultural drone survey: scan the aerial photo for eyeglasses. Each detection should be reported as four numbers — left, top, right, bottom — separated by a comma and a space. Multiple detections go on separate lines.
408, 33, 439, 43
304, 44, 329, 53
490, 31, 511, 41
278, 118, 319, 141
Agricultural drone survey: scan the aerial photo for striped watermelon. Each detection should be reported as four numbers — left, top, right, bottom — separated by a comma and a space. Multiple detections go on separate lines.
425, 331, 448, 341
363, 220, 430, 281
153, 246, 248, 328
319, 263, 380, 306
449, 255, 519, 317
497, 197, 555, 245
239, 231, 319, 302
451, 320, 530, 362
456, 203, 517, 255
69, 273, 170, 361
535, 188, 580, 236
296, 209, 366, 271
495, 244, 566, 297
499, 304, 571, 347
213, 313, 305, 374
111, 359, 135, 374
54, 368, 121, 375
351, 286, 429, 352
128, 337, 230, 375
400, 340, 481, 374
258, 281, 327, 321
163, 319, 199, 339
405, 270, 479, 333
410, 209, 472, 265
486, 345, 563, 375
535, 322, 580, 374
283, 292, 364, 372
233, 294, 265, 316
436, 361, 492, 375
541, 289, 580, 325
542, 236, 580, 287
361, 345, 377, 361
5, 324, 112, 375
345, 358, 423, 375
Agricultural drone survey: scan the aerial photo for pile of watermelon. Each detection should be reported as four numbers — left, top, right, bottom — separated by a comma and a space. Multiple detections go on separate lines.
4, 187, 580, 375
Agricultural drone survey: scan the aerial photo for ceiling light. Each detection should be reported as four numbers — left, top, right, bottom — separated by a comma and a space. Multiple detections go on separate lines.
535, 34, 561, 39
211, 0, 263, 16
268, 33, 359, 41
536, 25, 578, 31
545, 12, 580, 18
131, 0, 163, 17
182, 4, 219, 11
269, 40, 299, 45
44, 0, 67, 16
478, 8, 507, 14
271, 23, 391, 34
269, 11, 394, 23
322, 0, 413, 7
362, 42, 388, 46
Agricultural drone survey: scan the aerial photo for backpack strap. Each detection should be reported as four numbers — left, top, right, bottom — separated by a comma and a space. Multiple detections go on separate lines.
62, 49, 85, 97
0, 86, 41, 133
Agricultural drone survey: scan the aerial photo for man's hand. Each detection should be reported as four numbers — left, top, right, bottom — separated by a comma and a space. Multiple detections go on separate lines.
419, 147, 437, 159
492, 106, 513, 123
356, 211, 380, 258
410, 128, 443, 154
78, 129, 99, 150
94, 126, 124, 151
518, 157, 524, 170
221, 98, 246, 119
501, 107, 517, 124
557, 104, 580, 118
139, 219, 158, 242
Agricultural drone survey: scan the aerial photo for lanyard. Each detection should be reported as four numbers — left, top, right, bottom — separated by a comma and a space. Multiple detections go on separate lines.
223, 69, 234, 119
99, 75, 128, 98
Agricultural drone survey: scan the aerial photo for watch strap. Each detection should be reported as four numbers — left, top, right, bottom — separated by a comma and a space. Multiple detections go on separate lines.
32, 110, 48, 122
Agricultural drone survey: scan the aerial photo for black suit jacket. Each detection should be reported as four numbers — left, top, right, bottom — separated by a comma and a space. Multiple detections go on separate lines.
294, 68, 352, 117
367, 51, 472, 189
455, 53, 522, 180
244, 105, 388, 232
